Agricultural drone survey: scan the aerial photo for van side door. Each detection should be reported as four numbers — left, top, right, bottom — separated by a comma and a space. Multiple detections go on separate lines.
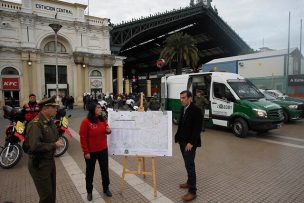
211, 82, 235, 127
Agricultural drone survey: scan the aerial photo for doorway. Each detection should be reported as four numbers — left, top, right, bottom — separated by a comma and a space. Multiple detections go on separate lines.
4, 90, 20, 107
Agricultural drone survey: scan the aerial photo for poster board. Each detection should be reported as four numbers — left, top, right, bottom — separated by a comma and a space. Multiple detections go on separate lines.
108, 111, 172, 156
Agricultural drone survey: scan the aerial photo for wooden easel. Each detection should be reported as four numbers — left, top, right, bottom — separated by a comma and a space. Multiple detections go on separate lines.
120, 92, 157, 197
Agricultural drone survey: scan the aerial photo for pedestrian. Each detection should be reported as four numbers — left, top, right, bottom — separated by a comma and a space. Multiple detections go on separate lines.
79, 102, 113, 201
26, 96, 64, 203
148, 93, 160, 111
69, 96, 74, 110
194, 90, 209, 131
23, 93, 40, 123
83, 93, 87, 110
175, 90, 202, 202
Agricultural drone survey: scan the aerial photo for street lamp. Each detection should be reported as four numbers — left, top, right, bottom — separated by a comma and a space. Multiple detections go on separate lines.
49, 23, 62, 103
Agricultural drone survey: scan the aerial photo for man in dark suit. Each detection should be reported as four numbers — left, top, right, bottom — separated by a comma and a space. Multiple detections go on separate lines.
175, 90, 203, 201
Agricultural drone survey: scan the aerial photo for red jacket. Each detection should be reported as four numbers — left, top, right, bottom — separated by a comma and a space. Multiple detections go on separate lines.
79, 118, 109, 154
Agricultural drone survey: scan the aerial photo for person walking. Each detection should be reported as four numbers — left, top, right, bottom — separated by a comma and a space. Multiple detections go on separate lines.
79, 102, 113, 201
175, 90, 202, 202
26, 96, 64, 203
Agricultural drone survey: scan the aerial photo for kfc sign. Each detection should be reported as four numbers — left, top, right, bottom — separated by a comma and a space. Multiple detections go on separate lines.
2, 78, 19, 90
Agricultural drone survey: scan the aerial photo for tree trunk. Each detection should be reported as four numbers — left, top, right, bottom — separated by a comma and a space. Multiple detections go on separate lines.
176, 62, 183, 75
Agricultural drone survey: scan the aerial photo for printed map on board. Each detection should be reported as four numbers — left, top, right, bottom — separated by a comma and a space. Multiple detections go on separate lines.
108, 111, 172, 156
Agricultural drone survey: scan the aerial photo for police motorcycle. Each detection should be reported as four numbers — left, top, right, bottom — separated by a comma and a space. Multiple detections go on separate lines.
126, 99, 139, 111
53, 107, 73, 157
98, 100, 113, 119
0, 106, 26, 169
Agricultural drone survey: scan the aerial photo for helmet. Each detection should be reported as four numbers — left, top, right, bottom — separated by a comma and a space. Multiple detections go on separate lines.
126, 99, 134, 105
98, 100, 107, 107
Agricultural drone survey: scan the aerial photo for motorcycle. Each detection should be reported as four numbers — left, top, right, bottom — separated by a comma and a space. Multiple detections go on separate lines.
53, 107, 72, 157
126, 99, 139, 111
0, 106, 26, 169
98, 100, 113, 119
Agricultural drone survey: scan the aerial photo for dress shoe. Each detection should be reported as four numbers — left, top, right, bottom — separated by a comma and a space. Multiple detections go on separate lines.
179, 183, 189, 189
87, 193, 92, 201
182, 193, 197, 201
104, 190, 112, 197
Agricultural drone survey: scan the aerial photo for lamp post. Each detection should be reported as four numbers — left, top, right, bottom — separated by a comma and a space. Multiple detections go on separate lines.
49, 23, 62, 103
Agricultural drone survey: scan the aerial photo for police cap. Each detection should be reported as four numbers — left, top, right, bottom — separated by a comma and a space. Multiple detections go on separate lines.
38, 95, 59, 107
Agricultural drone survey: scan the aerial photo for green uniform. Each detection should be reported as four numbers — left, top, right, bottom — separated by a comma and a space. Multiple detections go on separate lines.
27, 112, 58, 203
195, 95, 209, 131
149, 97, 161, 111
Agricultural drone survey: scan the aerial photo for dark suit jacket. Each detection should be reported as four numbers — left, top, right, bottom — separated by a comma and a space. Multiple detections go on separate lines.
175, 102, 203, 147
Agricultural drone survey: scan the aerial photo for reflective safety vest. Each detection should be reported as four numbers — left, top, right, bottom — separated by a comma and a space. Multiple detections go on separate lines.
23, 103, 40, 122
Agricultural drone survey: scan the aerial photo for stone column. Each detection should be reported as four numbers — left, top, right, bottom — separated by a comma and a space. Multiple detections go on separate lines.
30, 53, 38, 97
146, 80, 151, 97
117, 65, 123, 94
103, 66, 113, 95
76, 64, 84, 105
84, 66, 89, 94
124, 80, 130, 95
21, 52, 32, 105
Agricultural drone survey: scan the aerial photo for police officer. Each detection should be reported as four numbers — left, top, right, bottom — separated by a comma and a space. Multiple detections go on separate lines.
26, 96, 64, 203
148, 93, 161, 111
23, 94, 40, 122
194, 90, 209, 131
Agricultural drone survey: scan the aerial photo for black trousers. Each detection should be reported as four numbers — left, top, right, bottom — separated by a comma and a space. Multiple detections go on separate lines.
85, 149, 110, 193
180, 144, 197, 194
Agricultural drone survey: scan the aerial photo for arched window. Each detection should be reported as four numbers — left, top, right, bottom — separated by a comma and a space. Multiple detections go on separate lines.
90, 70, 102, 77
1, 67, 19, 75
44, 41, 66, 53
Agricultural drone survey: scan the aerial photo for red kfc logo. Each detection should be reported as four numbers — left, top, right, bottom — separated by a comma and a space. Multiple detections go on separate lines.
2, 78, 19, 90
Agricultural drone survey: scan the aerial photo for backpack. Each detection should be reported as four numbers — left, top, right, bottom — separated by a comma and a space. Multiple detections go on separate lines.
22, 118, 40, 154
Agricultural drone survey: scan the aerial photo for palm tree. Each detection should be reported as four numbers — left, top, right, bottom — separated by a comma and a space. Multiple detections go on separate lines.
160, 32, 199, 75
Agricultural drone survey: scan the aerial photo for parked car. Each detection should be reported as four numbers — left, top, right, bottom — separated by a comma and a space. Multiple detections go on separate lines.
260, 89, 304, 122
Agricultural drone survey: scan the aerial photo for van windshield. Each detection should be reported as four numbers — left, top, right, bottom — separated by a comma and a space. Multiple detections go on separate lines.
228, 79, 264, 100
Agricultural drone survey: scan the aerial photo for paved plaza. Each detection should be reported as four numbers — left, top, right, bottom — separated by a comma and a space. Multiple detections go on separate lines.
1, 107, 304, 203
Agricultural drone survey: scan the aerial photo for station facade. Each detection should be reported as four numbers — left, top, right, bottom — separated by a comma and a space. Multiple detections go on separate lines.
0, 0, 125, 107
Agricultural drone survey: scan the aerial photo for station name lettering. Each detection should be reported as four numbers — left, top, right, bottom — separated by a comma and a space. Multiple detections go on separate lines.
36, 4, 73, 15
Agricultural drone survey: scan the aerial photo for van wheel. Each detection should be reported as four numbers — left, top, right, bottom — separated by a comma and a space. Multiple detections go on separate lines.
232, 118, 248, 138
283, 110, 289, 123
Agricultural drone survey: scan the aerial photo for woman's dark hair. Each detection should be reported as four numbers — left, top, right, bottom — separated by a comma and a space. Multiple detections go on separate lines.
87, 102, 104, 123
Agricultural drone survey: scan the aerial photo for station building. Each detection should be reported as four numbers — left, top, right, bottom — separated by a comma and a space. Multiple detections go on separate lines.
0, 0, 125, 107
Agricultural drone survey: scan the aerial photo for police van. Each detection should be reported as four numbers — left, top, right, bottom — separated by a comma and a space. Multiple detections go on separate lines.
161, 72, 284, 137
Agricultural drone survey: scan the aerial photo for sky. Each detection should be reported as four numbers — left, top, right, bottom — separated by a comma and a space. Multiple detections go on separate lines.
9, 0, 304, 52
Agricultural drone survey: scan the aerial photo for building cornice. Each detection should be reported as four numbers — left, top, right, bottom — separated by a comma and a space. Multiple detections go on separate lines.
0, 10, 110, 32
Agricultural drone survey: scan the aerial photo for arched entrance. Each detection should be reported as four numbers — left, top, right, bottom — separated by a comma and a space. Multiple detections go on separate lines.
1, 67, 20, 107
40, 35, 72, 98
90, 70, 103, 100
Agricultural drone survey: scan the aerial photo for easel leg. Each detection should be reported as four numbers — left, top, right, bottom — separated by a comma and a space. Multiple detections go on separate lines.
120, 156, 127, 194
151, 158, 157, 197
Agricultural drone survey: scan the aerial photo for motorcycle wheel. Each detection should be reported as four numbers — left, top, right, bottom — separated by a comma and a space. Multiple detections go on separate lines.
54, 135, 69, 157
0, 144, 23, 169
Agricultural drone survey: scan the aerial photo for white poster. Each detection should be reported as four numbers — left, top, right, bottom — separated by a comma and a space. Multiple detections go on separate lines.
108, 111, 172, 156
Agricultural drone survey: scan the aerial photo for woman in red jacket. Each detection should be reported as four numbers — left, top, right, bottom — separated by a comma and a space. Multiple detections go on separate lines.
79, 102, 112, 201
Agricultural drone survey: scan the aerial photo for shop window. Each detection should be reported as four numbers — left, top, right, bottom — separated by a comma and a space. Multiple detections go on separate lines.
44, 65, 67, 84
44, 41, 66, 53
1, 67, 19, 75
91, 70, 102, 77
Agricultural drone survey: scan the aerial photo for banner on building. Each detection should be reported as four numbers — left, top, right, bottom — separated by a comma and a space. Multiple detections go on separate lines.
2, 78, 19, 90
288, 75, 304, 86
